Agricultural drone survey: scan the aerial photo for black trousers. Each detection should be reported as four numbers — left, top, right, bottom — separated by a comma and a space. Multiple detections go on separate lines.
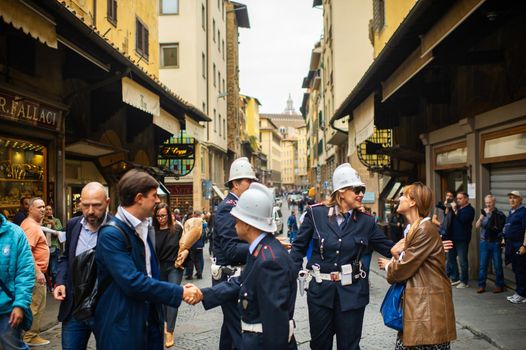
212, 275, 242, 350
307, 294, 366, 350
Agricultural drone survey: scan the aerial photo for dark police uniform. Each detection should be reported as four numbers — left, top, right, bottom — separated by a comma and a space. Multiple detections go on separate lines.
290, 204, 393, 350
212, 192, 249, 349
203, 233, 297, 350
503, 205, 526, 297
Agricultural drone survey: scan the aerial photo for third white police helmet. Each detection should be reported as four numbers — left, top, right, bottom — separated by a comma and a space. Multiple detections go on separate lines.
332, 163, 365, 194
231, 182, 277, 233
226, 157, 258, 186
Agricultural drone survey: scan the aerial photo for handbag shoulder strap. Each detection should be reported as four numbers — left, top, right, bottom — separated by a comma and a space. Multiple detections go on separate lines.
103, 220, 131, 251
0, 277, 15, 301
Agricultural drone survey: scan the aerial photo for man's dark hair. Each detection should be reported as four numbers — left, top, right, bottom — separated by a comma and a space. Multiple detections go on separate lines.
457, 191, 469, 199
118, 169, 158, 207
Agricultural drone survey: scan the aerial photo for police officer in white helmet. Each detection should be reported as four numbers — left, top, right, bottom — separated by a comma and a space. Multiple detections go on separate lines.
290, 163, 394, 350
199, 182, 298, 349
211, 157, 258, 350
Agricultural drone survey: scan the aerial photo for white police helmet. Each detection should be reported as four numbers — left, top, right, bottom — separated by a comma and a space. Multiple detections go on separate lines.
226, 157, 258, 186
332, 163, 365, 194
231, 183, 277, 233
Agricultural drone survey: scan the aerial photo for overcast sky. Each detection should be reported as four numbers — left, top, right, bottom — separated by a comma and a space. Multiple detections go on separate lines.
238, 0, 323, 114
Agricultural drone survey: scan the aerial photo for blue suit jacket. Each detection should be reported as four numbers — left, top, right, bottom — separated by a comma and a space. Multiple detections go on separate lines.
56, 214, 112, 322
202, 234, 297, 350
212, 192, 249, 266
290, 205, 393, 311
94, 216, 183, 350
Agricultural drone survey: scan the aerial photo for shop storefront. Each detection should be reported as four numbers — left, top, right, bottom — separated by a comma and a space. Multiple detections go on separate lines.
0, 88, 65, 221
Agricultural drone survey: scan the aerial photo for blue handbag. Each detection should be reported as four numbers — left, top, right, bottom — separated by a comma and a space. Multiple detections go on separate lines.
380, 282, 405, 331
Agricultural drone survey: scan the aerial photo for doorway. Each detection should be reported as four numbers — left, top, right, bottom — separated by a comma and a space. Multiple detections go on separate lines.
440, 169, 467, 196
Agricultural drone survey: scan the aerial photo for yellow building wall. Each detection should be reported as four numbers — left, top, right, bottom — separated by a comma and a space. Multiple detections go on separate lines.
373, 0, 417, 58
63, 0, 159, 77
244, 98, 261, 138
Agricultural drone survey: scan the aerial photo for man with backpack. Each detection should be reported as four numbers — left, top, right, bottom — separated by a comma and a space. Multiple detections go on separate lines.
94, 170, 197, 350
54, 182, 111, 349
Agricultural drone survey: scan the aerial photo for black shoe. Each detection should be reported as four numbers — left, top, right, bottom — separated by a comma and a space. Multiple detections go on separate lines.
196, 274, 203, 279
185, 276, 193, 280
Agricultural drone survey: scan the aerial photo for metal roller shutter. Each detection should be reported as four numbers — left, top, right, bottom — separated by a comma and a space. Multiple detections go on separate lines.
490, 162, 526, 212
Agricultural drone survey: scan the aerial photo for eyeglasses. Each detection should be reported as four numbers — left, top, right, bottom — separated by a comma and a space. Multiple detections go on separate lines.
350, 186, 366, 195
156, 214, 168, 218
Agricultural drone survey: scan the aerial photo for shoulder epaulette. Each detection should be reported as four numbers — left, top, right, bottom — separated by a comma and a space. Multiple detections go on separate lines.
310, 202, 324, 207
226, 199, 237, 206
254, 244, 276, 261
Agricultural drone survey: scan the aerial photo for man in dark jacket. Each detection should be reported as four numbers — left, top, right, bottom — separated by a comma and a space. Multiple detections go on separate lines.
94, 170, 196, 350
198, 183, 298, 350
12, 196, 30, 226
448, 191, 475, 288
211, 157, 258, 350
54, 182, 110, 349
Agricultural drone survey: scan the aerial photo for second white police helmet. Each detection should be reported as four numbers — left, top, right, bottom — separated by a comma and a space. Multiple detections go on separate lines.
332, 163, 365, 194
231, 182, 277, 233
226, 157, 258, 186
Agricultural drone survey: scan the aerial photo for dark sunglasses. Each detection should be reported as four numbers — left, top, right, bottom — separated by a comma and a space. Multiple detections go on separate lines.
350, 186, 366, 195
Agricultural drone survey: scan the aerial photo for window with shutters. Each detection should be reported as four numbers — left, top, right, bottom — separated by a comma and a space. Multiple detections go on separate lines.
107, 0, 117, 26
136, 17, 149, 60
372, 0, 385, 32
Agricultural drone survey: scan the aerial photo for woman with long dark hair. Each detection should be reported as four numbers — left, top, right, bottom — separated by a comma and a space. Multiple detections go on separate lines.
153, 203, 184, 348
378, 183, 456, 349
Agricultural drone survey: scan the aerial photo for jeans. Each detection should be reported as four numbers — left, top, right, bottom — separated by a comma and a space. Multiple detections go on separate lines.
289, 230, 297, 242
159, 262, 184, 333
447, 240, 469, 284
478, 240, 504, 288
61, 316, 94, 350
509, 241, 526, 297
0, 313, 29, 350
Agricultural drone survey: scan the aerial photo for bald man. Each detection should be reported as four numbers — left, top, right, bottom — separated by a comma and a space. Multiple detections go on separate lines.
54, 182, 111, 349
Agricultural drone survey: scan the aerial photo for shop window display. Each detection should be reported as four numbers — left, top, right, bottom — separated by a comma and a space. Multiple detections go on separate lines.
0, 137, 46, 220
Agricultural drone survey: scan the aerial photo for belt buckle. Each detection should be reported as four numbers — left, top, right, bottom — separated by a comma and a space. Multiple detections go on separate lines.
330, 271, 340, 281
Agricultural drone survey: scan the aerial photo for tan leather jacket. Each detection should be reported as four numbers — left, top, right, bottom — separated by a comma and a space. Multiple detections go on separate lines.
387, 220, 457, 346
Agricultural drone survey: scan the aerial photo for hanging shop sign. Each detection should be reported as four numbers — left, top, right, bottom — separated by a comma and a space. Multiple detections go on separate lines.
157, 131, 196, 177
0, 90, 62, 131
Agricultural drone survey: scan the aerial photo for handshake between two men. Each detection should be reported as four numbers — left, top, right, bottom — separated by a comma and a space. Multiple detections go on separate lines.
182, 283, 203, 305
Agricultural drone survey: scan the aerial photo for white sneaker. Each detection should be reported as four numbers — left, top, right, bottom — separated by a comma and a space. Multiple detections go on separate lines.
508, 295, 526, 304
450, 280, 461, 286
456, 282, 469, 289
507, 293, 519, 301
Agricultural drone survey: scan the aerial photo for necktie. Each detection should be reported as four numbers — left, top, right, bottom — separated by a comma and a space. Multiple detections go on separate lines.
340, 212, 350, 230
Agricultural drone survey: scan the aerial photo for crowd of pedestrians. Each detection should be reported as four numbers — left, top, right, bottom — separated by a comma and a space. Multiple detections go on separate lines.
1, 156, 525, 350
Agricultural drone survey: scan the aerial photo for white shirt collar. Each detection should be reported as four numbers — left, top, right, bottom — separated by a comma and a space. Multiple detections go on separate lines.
229, 191, 240, 200
249, 233, 267, 254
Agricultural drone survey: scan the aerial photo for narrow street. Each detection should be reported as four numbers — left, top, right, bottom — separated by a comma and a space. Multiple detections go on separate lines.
36, 202, 503, 350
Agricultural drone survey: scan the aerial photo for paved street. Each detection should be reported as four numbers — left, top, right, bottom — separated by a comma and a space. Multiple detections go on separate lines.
35, 201, 511, 349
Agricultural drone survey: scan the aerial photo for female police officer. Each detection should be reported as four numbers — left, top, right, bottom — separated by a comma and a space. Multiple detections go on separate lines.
291, 163, 393, 350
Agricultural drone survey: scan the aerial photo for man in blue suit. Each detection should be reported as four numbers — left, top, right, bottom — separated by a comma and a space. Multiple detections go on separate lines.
94, 170, 198, 350
212, 157, 258, 350
54, 182, 111, 349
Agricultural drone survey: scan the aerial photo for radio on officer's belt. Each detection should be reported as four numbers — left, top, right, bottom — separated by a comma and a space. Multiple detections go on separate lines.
340, 264, 353, 286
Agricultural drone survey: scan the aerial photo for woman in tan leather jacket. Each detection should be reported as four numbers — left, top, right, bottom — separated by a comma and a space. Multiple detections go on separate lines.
379, 182, 457, 349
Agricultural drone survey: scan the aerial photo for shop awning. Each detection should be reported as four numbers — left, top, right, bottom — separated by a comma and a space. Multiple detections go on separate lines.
327, 130, 347, 146
157, 182, 171, 196
354, 94, 375, 145
65, 139, 119, 157
0, 0, 58, 48
212, 185, 226, 200
122, 77, 160, 116
185, 115, 205, 142
154, 108, 181, 134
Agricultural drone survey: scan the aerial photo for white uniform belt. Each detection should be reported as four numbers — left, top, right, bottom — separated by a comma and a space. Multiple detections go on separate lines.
310, 271, 342, 282
241, 319, 295, 342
